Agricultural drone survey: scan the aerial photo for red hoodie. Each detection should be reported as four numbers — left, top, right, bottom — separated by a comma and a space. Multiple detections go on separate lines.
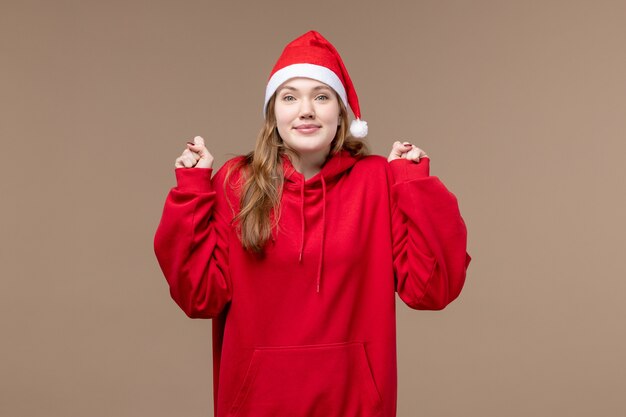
154, 150, 471, 417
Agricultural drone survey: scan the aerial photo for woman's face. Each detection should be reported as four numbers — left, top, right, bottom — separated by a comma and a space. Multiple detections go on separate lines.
274, 77, 341, 160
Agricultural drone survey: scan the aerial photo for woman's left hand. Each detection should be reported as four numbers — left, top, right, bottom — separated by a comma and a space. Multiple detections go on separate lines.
387, 141, 429, 163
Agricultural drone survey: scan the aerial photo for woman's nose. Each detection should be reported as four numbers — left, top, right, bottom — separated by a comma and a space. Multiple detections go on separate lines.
299, 100, 315, 118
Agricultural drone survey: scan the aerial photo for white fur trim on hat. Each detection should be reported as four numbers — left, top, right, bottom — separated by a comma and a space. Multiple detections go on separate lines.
263, 63, 349, 117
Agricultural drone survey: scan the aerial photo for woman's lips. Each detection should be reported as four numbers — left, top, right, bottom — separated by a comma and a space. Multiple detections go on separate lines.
294, 126, 321, 134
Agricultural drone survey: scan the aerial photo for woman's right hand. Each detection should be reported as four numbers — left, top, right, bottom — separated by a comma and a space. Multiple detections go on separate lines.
174, 135, 214, 169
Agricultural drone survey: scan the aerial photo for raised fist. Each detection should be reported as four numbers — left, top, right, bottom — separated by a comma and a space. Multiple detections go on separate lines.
174, 135, 214, 169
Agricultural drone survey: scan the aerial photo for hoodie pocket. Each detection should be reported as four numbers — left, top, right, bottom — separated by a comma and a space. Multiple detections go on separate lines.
227, 341, 383, 417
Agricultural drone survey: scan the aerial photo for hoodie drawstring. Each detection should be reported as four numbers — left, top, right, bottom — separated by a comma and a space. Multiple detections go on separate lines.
284, 152, 354, 295
298, 181, 305, 263
316, 175, 327, 293
296, 175, 327, 294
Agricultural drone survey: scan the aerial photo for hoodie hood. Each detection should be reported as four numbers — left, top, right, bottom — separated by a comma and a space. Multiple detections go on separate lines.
280, 150, 357, 293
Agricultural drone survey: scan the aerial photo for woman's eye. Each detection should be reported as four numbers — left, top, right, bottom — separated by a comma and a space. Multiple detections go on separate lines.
283, 95, 295, 101
316, 95, 329, 100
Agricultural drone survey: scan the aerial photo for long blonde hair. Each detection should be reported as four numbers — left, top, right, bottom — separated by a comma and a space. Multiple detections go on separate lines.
225, 91, 370, 253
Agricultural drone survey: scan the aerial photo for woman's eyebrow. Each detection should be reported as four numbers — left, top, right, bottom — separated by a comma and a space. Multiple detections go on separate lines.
278, 85, 332, 92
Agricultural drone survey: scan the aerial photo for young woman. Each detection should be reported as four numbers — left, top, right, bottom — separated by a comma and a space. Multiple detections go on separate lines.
154, 30, 471, 417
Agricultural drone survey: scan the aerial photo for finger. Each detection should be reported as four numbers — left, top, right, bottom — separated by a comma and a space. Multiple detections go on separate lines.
175, 156, 193, 168
405, 148, 419, 160
388, 142, 402, 160
399, 141, 412, 148
187, 135, 205, 149
194, 135, 205, 147
399, 142, 413, 154
182, 156, 195, 168
186, 142, 201, 153
388, 141, 413, 161
187, 140, 210, 160
182, 148, 201, 161
394, 141, 412, 154
415, 147, 428, 159
407, 146, 429, 162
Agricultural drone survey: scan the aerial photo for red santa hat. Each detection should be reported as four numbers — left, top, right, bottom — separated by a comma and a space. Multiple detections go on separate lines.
263, 30, 368, 138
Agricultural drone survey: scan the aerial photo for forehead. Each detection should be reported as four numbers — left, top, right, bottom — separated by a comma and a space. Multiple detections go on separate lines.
277, 77, 333, 91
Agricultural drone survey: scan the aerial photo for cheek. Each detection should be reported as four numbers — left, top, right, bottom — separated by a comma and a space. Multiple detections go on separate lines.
327, 124, 339, 139
319, 105, 341, 125
275, 104, 297, 124
274, 108, 292, 139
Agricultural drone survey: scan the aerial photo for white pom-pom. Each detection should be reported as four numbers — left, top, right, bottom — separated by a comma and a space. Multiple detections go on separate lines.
350, 118, 368, 138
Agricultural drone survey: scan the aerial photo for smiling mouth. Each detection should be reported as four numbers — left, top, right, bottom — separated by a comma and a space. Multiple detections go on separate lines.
294, 125, 321, 132
296, 127, 320, 133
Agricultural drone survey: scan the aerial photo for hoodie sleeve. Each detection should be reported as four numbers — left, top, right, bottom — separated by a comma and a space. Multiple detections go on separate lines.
153, 164, 234, 319
387, 157, 471, 310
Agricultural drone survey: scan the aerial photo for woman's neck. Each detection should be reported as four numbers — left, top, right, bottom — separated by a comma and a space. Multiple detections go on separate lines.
289, 149, 330, 180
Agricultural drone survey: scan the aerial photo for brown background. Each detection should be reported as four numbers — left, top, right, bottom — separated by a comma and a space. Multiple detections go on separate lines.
2, 0, 625, 416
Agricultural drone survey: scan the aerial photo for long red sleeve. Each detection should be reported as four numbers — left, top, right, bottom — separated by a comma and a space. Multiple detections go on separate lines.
389, 157, 471, 310
153, 166, 233, 318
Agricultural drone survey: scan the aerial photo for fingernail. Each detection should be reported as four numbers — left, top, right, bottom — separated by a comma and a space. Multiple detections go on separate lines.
186, 141, 195, 146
